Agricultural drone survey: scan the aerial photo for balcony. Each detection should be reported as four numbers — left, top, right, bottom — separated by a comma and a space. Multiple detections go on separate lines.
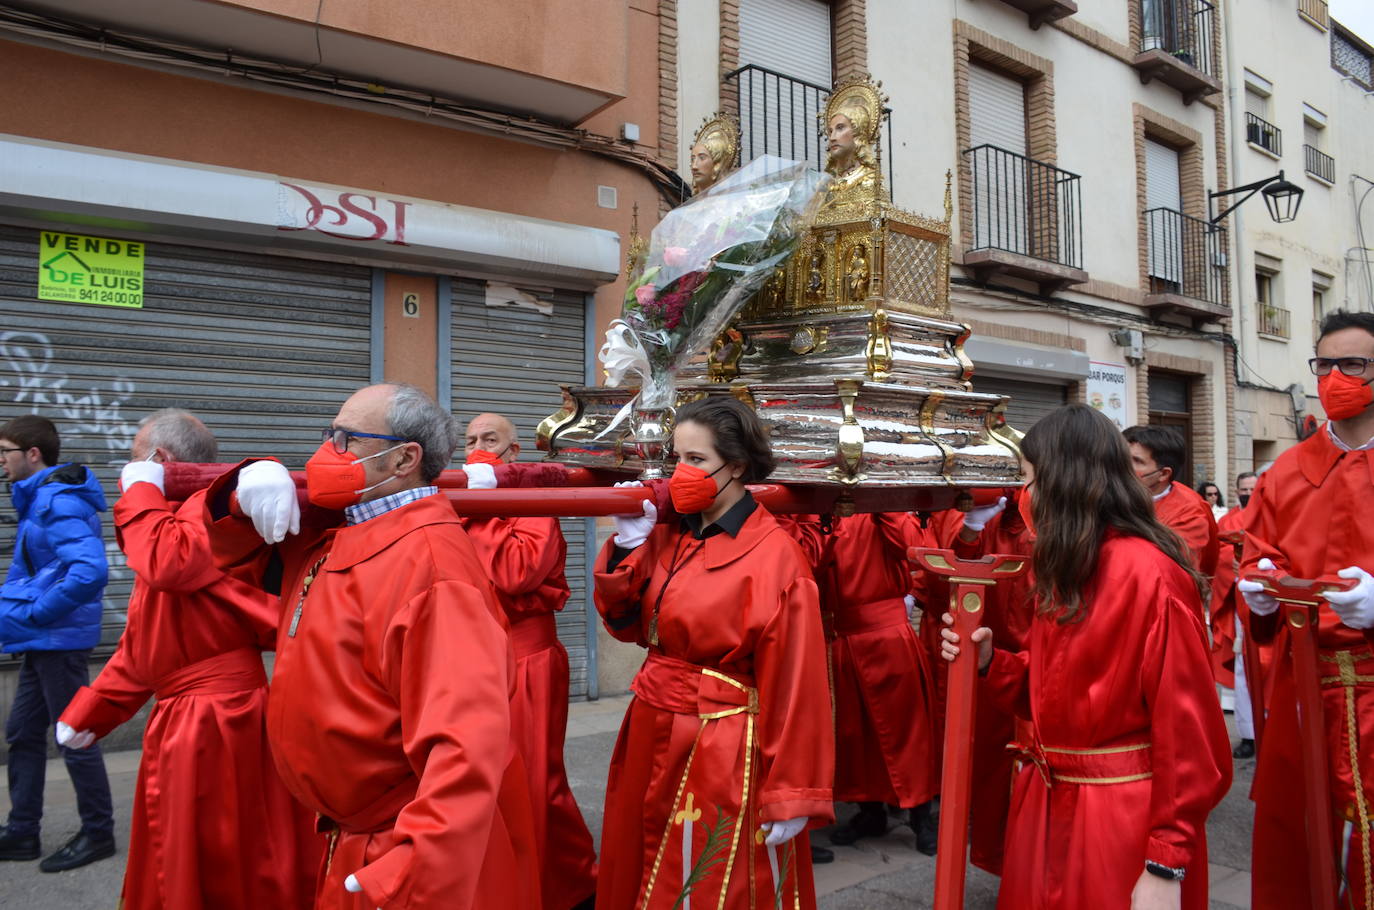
962, 145, 1088, 295
1143, 208, 1229, 321
1257, 301, 1291, 339
1132, 0, 1221, 104
1298, 0, 1329, 29
724, 64, 895, 190
1246, 113, 1282, 157
992, 0, 1079, 30
1305, 144, 1336, 183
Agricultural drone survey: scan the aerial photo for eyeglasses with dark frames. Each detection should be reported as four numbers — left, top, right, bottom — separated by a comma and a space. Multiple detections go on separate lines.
1309, 357, 1374, 377
0, 447, 24, 456
321, 427, 408, 455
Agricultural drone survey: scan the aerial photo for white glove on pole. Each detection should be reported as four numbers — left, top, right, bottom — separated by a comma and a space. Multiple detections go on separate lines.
1323, 567, 1374, 630
120, 460, 165, 494
904, 594, 917, 620
55, 721, 96, 750
462, 463, 497, 490
761, 816, 807, 846
1237, 557, 1280, 617
237, 460, 301, 545
963, 496, 1007, 532
612, 481, 657, 549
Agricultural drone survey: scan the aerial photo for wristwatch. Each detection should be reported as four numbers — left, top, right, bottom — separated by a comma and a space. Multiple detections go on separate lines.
1144, 860, 1186, 882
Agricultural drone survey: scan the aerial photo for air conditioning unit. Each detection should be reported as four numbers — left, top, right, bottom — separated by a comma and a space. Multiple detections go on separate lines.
1111, 328, 1145, 364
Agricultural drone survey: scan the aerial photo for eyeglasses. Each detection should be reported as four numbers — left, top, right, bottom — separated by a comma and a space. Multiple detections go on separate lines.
321, 427, 407, 454
0, 447, 24, 456
1309, 357, 1374, 376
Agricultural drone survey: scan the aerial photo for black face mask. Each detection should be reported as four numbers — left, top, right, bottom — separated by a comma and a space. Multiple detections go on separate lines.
1238, 493, 1251, 509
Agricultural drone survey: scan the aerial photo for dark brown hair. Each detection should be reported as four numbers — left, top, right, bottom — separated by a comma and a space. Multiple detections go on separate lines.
1123, 424, 1186, 482
0, 415, 59, 466
1319, 309, 1374, 343
1022, 404, 1201, 623
673, 396, 775, 483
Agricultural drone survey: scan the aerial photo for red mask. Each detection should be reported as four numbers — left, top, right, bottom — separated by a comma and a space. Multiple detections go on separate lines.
1318, 370, 1374, 421
466, 447, 506, 466
1017, 488, 1037, 539
304, 441, 401, 509
669, 462, 730, 514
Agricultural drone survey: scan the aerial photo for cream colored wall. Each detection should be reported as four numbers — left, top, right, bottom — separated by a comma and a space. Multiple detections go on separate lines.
677, 0, 724, 176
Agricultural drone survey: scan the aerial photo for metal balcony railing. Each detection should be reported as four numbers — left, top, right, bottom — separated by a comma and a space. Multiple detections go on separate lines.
1257, 301, 1292, 338
1298, 0, 1328, 28
1246, 112, 1282, 156
1305, 144, 1335, 183
964, 144, 1084, 269
1139, 0, 1216, 77
723, 64, 894, 192
1145, 208, 1228, 307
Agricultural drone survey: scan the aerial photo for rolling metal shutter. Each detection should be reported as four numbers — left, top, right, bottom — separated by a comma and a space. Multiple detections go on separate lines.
1145, 138, 1183, 285
450, 279, 592, 698
972, 375, 1069, 431
968, 64, 1029, 255
0, 223, 372, 653
738, 0, 833, 166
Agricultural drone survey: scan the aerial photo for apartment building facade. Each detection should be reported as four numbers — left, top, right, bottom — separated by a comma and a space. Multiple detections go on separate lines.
677, 0, 1236, 496
1225, 3, 1374, 471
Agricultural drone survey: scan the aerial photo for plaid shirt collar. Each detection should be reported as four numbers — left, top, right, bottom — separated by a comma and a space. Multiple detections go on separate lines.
344, 486, 439, 525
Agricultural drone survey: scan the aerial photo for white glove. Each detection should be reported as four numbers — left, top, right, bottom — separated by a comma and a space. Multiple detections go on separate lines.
1323, 567, 1374, 630
342, 874, 381, 910
612, 481, 657, 549
963, 496, 1007, 532
237, 460, 300, 544
462, 463, 497, 490
55, 721, 96, 750
1237, 557, 1280, 617
760, 816, 807, 846
904, 594, 917, 620
120, 460, 165, 493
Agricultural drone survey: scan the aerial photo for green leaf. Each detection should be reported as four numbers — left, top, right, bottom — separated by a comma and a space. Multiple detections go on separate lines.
672, 808, 736, 910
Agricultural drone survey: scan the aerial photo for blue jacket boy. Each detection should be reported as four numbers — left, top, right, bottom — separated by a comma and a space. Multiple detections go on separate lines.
0, 463, 108, 652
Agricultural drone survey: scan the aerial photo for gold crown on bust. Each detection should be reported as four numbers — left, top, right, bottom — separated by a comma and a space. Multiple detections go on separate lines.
821, 75, 885, 148
692, 113, 741, 171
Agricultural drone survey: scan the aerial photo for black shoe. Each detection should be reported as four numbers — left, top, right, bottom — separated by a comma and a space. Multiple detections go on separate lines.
829, 802, 887, 846
910, 799, 939, 856
810, 844, 835, 864
0, 825, 40, 861
1232, 738, 1256, 759
38, 831, 115, 873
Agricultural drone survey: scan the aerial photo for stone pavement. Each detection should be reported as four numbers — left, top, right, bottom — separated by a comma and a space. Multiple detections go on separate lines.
0, 693, 1256, 908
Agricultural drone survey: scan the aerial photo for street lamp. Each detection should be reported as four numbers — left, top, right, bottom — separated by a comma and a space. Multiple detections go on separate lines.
1209, 171, 1304, 224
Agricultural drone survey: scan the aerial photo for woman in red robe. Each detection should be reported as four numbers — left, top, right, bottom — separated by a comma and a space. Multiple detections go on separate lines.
594, 396, 834, 909
941, 404, 1232, 909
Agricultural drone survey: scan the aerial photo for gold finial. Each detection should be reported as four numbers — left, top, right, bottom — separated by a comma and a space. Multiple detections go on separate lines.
944, 170, 953, 224
625, 202, 647, 280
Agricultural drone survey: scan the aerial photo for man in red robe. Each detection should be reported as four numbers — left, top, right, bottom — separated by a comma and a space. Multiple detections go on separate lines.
1125, 425, 1220, 581
57, 409, 320, 910
1238, 311, 1374, 910
460, 412, 597, 910
203, 383, 540, 910
1209, 472, 1264, 759
783, 513, 940, 853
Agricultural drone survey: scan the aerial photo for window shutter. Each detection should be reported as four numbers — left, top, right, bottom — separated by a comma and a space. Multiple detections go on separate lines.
968, 64, 1027, 155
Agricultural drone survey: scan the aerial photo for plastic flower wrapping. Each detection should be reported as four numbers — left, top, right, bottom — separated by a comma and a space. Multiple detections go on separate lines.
599, 156, 831, 417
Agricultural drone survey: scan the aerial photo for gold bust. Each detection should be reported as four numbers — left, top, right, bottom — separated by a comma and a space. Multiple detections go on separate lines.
822, 78, 884, 209
689, 114, 740, 195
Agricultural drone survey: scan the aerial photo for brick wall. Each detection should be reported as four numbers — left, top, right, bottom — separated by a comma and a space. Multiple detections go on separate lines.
832, 0, 868, 81
659, 0, 679, 168
719, 0, 740, 116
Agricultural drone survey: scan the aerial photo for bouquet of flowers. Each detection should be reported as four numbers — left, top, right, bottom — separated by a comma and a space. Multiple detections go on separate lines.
600, 156, 829, 416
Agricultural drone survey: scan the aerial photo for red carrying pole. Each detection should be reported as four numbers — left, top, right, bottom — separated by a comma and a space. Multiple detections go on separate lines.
1243, 570, 1354, 910
909, 547, 1029, 910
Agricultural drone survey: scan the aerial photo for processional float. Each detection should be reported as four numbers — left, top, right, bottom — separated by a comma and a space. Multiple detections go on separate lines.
164, 76, 1025, 907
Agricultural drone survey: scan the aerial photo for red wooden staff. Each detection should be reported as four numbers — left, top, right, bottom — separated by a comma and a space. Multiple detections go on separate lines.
160, 462, 1011, 517
1219, 530, 1267, 749
909, 547, 1029, 910
1242, 568, 1355, 910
